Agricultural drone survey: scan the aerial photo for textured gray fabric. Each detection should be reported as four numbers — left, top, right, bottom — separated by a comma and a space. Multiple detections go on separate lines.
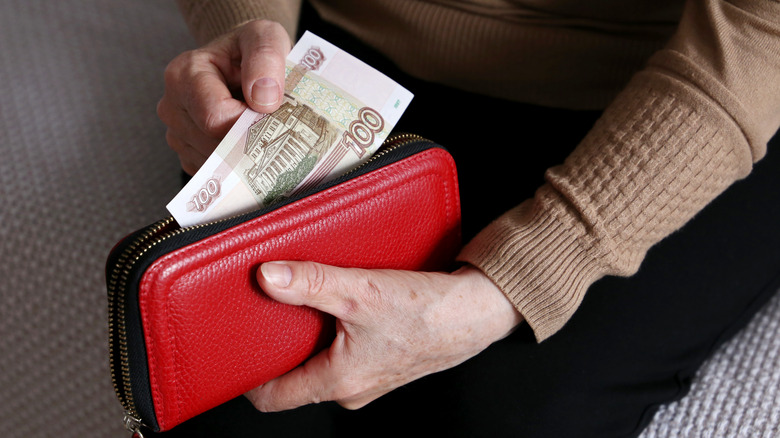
638, 292, 780, 438
0, 1, 190, 436
0, 1, 777, 437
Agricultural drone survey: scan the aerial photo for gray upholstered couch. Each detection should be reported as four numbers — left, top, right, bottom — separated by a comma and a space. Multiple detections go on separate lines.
1, 1, 777, 436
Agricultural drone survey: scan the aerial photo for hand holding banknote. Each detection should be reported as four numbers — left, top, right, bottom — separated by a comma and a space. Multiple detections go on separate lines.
157, 20, 291, 175
166, 30, 413, 227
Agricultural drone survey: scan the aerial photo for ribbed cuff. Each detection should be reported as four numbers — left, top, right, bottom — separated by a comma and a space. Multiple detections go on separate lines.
458, 186, 610, 342
458, 67, 755, 342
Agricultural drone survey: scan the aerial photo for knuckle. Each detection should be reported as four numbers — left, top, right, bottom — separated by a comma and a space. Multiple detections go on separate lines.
199, 108, 226, 137
155, 97, 171, 123
164, 130, 176, 148
162, 51, 192, 84
162, 59, 177, 84
355, 276, 389, 315
164, 130, 185, 153
184, 88, 226, 137
155, 98, 164, 119
299, 263, 362, 319
246, 391, 272, 412
363, 279, 384, 303
162, 61, 177, 85
303, 262, 330, 302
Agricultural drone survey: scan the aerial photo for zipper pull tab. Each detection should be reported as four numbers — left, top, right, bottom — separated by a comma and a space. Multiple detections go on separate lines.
123, 411, 146, 438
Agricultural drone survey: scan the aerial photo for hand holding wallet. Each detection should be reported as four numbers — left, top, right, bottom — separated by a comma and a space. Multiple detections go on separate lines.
106, 136, 461, 435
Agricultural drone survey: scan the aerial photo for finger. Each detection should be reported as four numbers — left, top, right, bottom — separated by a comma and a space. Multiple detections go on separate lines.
336, 388, 392, 411
165, 130, 207, 175
237, 20, 290, 112
163, 50, 247, 142
257, 261, 371, 321
245, 347, 336, 412
183, 67, 247, 139
246, 345, 396, 412
162, 103, 224, 158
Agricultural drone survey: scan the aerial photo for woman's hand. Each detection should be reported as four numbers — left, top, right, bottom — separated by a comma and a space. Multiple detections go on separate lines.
245, 261, 523, 411
156, 20, 290, 175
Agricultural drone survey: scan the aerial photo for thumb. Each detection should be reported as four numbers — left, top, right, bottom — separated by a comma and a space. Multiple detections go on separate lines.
257, 261, 358, 320
237, 20, 291, 113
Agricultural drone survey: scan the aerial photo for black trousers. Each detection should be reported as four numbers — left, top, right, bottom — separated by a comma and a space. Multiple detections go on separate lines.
152, 4, 780, 437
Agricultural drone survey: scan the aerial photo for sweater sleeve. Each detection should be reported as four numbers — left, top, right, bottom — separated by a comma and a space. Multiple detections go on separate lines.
174, 0, 303, 44
458, 0, 780, 342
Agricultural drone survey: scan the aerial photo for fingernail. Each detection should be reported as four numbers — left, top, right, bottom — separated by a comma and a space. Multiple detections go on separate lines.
261, 262, 292, 288
251, 78, 280, 107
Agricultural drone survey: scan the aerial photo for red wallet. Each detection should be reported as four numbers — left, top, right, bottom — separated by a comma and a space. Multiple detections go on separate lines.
106, 136, 461, 435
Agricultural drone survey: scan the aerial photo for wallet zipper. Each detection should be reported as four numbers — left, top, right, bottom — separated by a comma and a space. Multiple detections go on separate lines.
107, 133, 428, 435
108, 217, 176, 436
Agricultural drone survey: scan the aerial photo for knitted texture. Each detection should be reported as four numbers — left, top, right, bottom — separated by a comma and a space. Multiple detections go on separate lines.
639, 291, 780, 438
458, 69, 753, 340
458, 0, 780, 340
175, 0, 302, 44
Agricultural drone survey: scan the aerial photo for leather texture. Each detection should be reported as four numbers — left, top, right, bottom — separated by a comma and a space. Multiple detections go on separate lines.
137, 147, 461, 431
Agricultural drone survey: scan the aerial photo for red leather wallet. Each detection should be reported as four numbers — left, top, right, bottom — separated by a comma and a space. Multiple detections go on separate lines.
106, 136, 461, 435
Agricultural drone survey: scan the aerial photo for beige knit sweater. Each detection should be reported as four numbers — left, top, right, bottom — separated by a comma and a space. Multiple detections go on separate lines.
175, 0, 780, 341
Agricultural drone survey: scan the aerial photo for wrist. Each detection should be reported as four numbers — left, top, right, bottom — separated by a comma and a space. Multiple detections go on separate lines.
451, 265, 524, 341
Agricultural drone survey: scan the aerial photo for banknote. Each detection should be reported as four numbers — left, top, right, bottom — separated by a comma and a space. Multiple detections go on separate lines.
167, 31, 413, 227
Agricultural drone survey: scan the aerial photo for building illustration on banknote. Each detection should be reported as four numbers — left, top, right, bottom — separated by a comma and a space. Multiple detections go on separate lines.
241, 94, 336, 205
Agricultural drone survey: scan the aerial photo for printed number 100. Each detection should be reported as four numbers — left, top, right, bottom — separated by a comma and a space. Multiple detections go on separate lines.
190, 178, 220, 212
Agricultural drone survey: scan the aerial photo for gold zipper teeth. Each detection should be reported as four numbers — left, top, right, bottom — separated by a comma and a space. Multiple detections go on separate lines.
341, 133, 427, 178
108, 213, 253, 419
107, 132, 428, 426
108, 217, 176, 418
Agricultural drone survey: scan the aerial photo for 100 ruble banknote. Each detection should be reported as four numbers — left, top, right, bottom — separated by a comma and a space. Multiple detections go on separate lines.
167, 31, 413, 227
